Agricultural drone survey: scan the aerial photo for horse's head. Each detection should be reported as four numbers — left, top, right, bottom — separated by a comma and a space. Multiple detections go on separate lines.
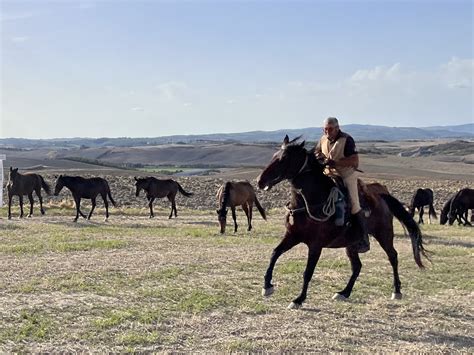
447, 209, 458, 225
9, 167, 19, 182
134, 177, 147, 197
54, 175, 65, 196
257, 135, 311, 191
216, 208, 228, 234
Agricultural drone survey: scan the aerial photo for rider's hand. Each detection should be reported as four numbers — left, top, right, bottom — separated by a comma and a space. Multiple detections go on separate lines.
326, 159, 336, 168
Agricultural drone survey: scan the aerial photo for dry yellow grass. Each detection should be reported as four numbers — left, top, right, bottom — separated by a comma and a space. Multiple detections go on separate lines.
0, 207, 472, 352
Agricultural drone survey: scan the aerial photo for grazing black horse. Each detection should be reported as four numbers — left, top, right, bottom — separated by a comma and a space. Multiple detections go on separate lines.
256, 136, 429, 309
134, 177, 193, 218
448, 188, 474, 226
440, 195, 462, 225
7, 167, 51, 219
54, 175, 116, 222
409, 188, 437, 224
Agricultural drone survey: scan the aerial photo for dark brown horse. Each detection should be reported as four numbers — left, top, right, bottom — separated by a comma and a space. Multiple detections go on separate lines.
7, 167, 51, 219
409, 188, 437, 224
256, 136, 429, 309
216, 181, 266, 234
54, 175, 116, 222
134, 177, 193, 218
448, 188, 474, 226
440, 194, 462, 225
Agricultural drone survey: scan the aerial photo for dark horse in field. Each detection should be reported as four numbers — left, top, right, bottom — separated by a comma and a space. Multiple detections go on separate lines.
409, 188, 437, 224
54, 175, 116, 222
256, 136, 429, 309
440, 194, 462, 225
216, 181, 266, 234
134, 177, 193, 218
7, 167, 51, 219
448, 188, 474, 226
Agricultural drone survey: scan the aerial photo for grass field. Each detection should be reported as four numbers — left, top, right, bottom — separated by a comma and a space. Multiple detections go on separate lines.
0, 206, 473, 352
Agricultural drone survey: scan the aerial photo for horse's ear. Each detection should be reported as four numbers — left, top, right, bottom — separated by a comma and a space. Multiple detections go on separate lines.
9, 166, 12, 172
216, 210, 220, 214
53, 175, 58, 179
134, 177, 138, 181
300, 140, 306, 148
283, 135, 289, 145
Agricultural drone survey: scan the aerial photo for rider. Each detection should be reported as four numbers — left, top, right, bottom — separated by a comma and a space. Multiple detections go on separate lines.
314, 117, 370, 253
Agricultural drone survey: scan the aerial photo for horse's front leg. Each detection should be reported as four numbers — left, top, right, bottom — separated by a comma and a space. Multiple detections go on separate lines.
231, 207, 238, 232
19, 195, 24, 218
263, 232, 299, 297
7, 194, 13, 220
333, 246, 363, 301
289, 246, 322, 309
148, 197, 155, 218
88, 197, 97, 220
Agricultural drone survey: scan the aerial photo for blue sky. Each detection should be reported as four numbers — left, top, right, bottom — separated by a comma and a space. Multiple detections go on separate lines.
1, 0, 472, 138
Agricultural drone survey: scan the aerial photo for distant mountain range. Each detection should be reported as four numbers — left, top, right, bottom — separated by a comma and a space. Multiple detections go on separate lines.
1, 123, 472, 148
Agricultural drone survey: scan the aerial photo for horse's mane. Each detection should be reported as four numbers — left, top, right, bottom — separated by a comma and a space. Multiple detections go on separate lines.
220, 182, 233, 210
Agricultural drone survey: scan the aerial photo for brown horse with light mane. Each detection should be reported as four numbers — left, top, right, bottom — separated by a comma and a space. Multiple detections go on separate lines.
7, 167, 51, 219
216, 181, 266, 234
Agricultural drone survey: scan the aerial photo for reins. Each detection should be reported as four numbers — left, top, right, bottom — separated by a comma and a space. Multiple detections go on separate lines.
284, 152, 343, 223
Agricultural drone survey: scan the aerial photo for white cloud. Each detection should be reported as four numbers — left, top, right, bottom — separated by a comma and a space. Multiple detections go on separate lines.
440, 57, 473, 89
131, 107, 144, 112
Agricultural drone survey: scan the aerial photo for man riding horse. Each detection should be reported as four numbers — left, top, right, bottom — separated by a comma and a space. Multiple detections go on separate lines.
314, 117, 370, 253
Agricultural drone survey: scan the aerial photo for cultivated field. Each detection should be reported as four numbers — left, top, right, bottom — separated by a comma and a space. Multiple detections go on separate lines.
0, 205, 473, 352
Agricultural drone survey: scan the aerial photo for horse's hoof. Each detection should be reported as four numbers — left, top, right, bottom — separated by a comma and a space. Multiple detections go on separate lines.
8, 216, 11, 220
104, 217, 108, 222
27, 215, 32, 218
288, 302, 302, 310
332, 293, 348, 301
391, 292, 402, 300
262, 287, 274, 297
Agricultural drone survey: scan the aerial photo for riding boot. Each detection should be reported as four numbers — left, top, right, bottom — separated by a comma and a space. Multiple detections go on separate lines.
355, 210, 370, 253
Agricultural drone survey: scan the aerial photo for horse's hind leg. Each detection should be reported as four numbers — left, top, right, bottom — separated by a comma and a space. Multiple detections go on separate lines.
102, 193, 109, 221
231, 207, 238, 232
37, 190, 45, 215
263, 232, 299, 297
88, 197, 97, 220
418, 207, 424, 224
242, 204, 251, 231
376, 230, 402, 299
289, 246, 322, 309
167, 194, 176, 218
333, 247, 362, 301
27, 193, 34, 217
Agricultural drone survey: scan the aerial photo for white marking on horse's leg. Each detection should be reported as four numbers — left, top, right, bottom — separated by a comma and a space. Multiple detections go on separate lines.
262, 286, 274, 297
332, 293, 348, 301
287, 302, 301, 310
391, 292, 402, 300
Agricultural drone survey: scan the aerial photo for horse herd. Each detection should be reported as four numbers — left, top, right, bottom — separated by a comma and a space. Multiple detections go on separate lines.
6, 167, 472, 229
2, 137, 474, 308
409, 187, 474, 226
5, 168, 266, 232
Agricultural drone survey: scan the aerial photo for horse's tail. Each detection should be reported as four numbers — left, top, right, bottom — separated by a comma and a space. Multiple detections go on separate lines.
105, 182, 117, 207
40, 176, 51, 195
380, 193, 430, 268
254, 195, 267, 220
177, 182, 193, 197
